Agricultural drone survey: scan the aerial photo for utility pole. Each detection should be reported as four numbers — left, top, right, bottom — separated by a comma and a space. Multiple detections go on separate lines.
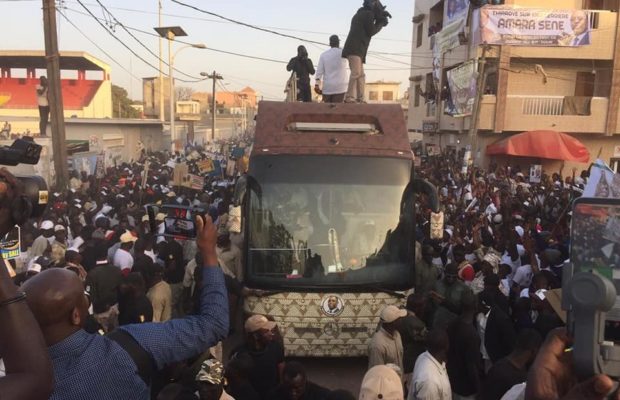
204, 71, 223, 141
158, 0, 165, 123
467, 45, 489, 165
42, 0, 69, 189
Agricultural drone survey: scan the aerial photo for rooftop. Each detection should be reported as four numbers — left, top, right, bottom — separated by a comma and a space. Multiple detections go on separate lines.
0, 50, 110, 71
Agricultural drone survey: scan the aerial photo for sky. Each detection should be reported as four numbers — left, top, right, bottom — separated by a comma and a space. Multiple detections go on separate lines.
2, 0, 416, 101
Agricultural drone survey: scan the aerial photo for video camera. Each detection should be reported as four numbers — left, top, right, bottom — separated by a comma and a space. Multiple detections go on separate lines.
0, 138, 48, 224
563, 197, 620, 379
373, 0, 392, 27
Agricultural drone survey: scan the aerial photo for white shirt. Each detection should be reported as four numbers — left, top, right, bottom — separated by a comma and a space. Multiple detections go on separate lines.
36, 85, 48, 107
315, 47, 349, 95
113, 248, 134, 271
409, 351, 451, 400
513, 264, 533, 288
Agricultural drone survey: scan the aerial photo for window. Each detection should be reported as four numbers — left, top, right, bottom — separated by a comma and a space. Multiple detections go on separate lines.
416, 23, 424, 48
382, 91, 394, 101
414, 85, 421, 107
369, 91, 379, 101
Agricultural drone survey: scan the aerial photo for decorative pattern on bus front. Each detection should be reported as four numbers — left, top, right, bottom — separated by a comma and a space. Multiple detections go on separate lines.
244, 291, 407, 357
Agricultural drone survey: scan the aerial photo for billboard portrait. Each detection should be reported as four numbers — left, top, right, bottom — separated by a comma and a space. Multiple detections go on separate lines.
444, 0, 469, 27
480, 6, 591, 46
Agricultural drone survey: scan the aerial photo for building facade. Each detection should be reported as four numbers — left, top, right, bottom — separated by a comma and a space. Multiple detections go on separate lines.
408, 0, 620, 171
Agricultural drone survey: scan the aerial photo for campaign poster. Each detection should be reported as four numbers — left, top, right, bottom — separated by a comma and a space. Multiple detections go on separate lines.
0, 226, 20, 260
447, 60, 477, 117
584, 159, 620, 198
530, 165, 542, 183
444, 0, 469, 28
480, 6, 592, 46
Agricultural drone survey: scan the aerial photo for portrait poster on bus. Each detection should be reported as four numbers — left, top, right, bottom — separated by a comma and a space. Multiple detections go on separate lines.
447, 60, 477, 117
480, 6, 592, 46
443, 0, 469, 28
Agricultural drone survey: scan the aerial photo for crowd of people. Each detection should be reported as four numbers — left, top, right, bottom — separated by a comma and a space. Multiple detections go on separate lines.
1, 136, 618, 400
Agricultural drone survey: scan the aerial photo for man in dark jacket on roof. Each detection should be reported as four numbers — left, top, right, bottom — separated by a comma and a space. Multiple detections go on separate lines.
342, 0, 389, 103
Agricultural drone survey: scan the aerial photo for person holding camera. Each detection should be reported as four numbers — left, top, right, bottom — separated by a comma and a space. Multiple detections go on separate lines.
342, 0, 389, 103
0, 169, 53, 399
286, 45, 315, 103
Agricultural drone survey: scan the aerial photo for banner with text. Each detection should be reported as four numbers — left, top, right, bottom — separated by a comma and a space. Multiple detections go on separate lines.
447, 60, 477, 117
480, 6, 592, 46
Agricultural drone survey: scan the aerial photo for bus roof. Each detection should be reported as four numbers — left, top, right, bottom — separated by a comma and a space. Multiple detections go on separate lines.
253, 101, 412, 160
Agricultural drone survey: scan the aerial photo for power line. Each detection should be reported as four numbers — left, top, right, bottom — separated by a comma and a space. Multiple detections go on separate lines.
91, 0, 198, 80
57, 8, 142, 82
72, 0, 204, 83
64, 7, 289, 65
168, 0, 410, 59
63, 1, 412, 44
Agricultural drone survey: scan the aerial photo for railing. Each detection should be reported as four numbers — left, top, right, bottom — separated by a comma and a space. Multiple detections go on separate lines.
517, 95, 565, 116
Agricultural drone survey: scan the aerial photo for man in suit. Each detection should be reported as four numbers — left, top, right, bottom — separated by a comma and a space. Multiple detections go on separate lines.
569, 10, 590, 46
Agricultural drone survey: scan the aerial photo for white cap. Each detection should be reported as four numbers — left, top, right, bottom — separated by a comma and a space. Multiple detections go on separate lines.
40, 220, 54, 230
54, 225, 66, 232
359, 365, 404, 400
28, 263, 42, 273
380, 305, 407, 324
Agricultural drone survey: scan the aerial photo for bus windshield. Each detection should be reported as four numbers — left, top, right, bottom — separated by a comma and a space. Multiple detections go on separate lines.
246, 155, 414, 290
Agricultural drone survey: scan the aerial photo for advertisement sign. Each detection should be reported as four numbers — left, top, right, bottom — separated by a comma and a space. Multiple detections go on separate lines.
447, 60, 477, 117
480, 6, 592, 46
444, 0, 469, 28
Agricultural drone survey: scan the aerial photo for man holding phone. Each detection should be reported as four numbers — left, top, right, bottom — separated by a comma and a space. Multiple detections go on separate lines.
21, 214, 229, 399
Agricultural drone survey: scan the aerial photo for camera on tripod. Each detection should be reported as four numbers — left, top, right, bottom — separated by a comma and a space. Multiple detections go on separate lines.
0, 138, 48, 224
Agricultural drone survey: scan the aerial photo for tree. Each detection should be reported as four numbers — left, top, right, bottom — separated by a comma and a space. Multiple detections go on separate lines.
112, 85, 141, 118
176, 86, 195, 101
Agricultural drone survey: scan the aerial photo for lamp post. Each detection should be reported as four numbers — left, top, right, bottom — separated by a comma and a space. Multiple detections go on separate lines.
154, 26, 205, 153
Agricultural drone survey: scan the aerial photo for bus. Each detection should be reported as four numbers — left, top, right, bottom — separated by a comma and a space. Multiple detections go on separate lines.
234, 101, 439, 357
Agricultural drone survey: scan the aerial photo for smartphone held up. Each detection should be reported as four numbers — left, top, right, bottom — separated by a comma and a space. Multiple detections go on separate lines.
145, 204, 213, 240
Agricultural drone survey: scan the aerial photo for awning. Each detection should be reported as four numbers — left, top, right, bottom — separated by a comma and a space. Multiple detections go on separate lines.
486, 130, 590, 163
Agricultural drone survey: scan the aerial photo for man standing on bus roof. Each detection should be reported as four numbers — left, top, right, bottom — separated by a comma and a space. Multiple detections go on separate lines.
342, 0, 388, 103
315, 35, 349, 103
287, 45, 315, 103
368, 305, 405, 372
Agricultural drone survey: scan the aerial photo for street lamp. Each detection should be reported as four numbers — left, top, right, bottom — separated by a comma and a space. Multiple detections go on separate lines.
154, 26, 205, 153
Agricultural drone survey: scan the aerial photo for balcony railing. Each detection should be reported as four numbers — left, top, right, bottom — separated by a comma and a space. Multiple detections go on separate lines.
520, 96, 564, 116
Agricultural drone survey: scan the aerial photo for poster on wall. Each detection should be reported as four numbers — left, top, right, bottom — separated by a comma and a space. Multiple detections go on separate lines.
443, 0, 469, 28
480, 6, 592, 46
447, 60, 477, 117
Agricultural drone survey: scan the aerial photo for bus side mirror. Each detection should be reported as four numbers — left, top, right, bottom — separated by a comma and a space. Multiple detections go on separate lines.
412, 178, 440, 213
